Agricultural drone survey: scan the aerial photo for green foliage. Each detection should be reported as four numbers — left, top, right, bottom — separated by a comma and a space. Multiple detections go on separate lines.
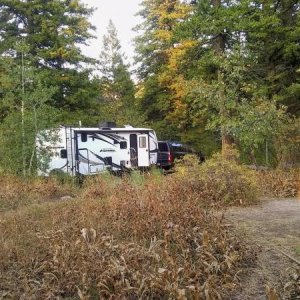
0, 0, 298, 173
0, 0, 98, 115
98, 20, 141, 126
0, 54, 59, 174
181, 127, 220, 156
134, 0, 197, 140
273, 114, 300, 167
128, 170, 146, 187
0, 0, 95, 63
241, 0, 300, 117
0, 1, 101, 173
0, 108, 58, 175
148, 166, 164, 183
134, 0, 299, 164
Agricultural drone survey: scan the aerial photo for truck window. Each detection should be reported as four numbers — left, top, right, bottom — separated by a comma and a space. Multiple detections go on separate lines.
158, 142, 168, 152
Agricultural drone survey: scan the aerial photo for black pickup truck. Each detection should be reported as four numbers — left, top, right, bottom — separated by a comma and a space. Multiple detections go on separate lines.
157, 141, 204, 170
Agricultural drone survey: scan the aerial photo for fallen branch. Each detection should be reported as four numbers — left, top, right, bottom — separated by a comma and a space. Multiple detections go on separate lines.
277, 249, 300, 266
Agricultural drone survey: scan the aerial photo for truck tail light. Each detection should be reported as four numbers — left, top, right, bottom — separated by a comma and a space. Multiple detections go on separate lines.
168, 152, 173, 163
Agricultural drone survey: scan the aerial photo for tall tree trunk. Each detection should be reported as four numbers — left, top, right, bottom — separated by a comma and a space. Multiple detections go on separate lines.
21, 51, 26, 176
28, 105, 37, 175
211, 0, 235, 158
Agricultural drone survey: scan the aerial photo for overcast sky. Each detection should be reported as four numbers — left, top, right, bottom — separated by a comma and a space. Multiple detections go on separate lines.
81, 0, 142, 65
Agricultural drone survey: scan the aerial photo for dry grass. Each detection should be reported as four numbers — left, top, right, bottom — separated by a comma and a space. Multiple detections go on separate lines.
5, 154, 297, 298
283, 268, 300, 299
257, 169, 300, 198
0, 174, 76, 212
0, 169, 256, 299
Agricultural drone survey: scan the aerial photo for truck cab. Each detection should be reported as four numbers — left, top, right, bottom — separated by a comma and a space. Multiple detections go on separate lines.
157, 141, 204, 170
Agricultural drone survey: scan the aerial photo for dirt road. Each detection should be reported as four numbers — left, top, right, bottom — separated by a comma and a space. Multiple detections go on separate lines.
227, 198, 300, 299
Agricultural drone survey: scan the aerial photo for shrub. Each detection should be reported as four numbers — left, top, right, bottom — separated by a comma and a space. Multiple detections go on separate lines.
174, 153, 259, 206
257, 169, 300, 198
0, 161, 259, 298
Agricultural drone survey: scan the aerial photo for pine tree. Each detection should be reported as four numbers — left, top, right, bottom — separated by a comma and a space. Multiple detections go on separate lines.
239, 0, 300, 163
174, 0, 245, 156
134, 0, 192, 139
0, 0, 99, 119
98, 20, 138, 125
172, 0, 298, 162
134, 0, 297, 161
241, 0, 300, 116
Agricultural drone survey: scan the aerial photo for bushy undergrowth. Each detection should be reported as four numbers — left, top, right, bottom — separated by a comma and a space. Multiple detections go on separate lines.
174, 154, 259, 206
257, 169, 300, 198
0, 174, 76, 212
1, 154, 299, 298
0, 169, 255, 299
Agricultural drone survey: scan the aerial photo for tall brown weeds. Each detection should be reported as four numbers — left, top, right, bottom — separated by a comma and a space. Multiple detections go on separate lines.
174, 154, 259, 206
257, 169, 300, 198
0, 170, 255, 299
1, 153, 298, 298
0, 174, 76, 212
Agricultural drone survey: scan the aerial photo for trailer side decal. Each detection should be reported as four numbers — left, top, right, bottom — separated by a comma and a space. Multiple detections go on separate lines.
88, 133, 117, 147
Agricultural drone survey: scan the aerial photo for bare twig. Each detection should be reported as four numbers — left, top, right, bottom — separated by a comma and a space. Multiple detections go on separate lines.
277, 248, 300, 266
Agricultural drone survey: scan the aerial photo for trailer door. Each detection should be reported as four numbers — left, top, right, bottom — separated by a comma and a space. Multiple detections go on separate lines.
137, 134, 150, 167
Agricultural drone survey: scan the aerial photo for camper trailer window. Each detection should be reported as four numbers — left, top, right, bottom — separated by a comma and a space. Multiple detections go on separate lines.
120, 141, 127, 149
81, 133, 87, 142
139, 136, 147, 148
60, 149, 67, 159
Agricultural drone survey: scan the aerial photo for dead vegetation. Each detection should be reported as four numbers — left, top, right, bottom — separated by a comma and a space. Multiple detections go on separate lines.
257, 168, 300, 198
283, 268, 300, 299
0, 174, 76, 212
0, 155, 299, 299
0, 194, 254, 299
0, 158, 257, 299
174, 154, 259, 206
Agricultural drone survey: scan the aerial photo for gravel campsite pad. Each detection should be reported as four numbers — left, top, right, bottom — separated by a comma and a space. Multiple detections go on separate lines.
227, 198, 300, 299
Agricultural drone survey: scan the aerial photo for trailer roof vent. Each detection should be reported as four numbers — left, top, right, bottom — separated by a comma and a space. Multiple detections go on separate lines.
99, 121, 116, 129
124, 124, 133, 128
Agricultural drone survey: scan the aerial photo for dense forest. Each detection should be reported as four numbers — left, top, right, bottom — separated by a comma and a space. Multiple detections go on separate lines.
0, 0, 299, 174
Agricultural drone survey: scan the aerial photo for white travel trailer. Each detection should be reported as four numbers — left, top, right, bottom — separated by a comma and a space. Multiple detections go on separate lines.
37, 124, 158, 176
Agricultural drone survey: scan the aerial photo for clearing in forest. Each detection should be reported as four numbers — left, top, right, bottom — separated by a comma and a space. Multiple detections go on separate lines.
228, 198, 300, 299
